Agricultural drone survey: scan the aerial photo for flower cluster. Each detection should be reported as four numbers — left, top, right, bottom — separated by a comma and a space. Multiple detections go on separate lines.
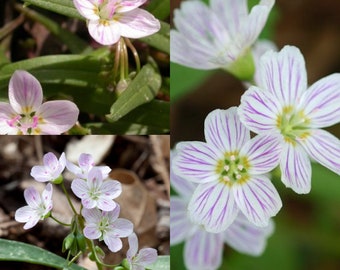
0, 70, 79, 135
171, 0, 340, 268
15, 151, 157, 269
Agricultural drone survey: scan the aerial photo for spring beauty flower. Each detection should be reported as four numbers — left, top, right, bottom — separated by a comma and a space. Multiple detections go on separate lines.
238, 45, 340, 194
31, 152, 66, 183
171, 154, 274, 270
66, 153, 111, 180
15, 183, 53, 229
82, 206, 133, 252
173, 107, 282, 233
126, 233, 158, 270
71, 167, 122, 211
171, 0, 274, 79
73, 0, 160, 45
0, 70, 79, 135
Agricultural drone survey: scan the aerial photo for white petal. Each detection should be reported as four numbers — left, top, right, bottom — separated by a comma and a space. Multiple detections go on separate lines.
239, 86, 281, 133
300, 73, 340, 128
24, 187, 41, 208
302, 129, 340, 175
30, 165, 52, 182
15, 206, 34, 223
173, 141, 220, 184
101, 180, 122, 199
111, 218, 134, 237
82, 208, 102, 224
188, 181, 238, 233
224, 212, 274, 256
170, 197, 193, 245
184, 229, 223, 270
134, 248, 157, 267
241, 134, 282, 174
84, 224, 101, 239
71, 179, 88, 199
127, 233, 138, 259
88, 20, 121, 45
96, 197, 117, 211
233, 175, 282, 227
280, 142, 311, 194
73, 0, 100, 20
103, 234, 122, 252
259, 45, 307, 106
116, 0, 146, 12
205, 107, 250, 153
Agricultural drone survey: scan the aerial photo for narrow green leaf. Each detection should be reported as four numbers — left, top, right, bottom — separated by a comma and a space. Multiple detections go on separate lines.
23, 0, 83, 20
0, 238, 85, 270
146, 0, 170, 20
139, 22, 169, 54
147, 255, 170, 270
106, 63, 161, 122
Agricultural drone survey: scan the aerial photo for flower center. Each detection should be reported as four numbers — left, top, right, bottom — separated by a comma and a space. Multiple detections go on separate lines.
276, 106, 311, 145
98, 0, 118, 21
216, 152, 250, 185
7, 112, 40, 135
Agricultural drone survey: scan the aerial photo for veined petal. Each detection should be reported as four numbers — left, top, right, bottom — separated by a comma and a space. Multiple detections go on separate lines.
87, 167, 103, 189
301, 73, 340, 128
30, 165, 51, 182
259, 46, 307, 106
42, 183, 53, 206
24, 187, 42, 208
103, 234, 123, 252
170, 197, 193, 245
107, 203, 121, 221
73, 0, 100, 20
205, 107, 250, 153
78, 153, 94, 171
184, 229, 223, 270
97, 197, 117, 211
0, 102, 18, 134
135, 248, 157, 267
101, 180, 122, 198
84, 224, 101, 239
302, 129, 340, 175
173, 141, 220, 184
88, 20, 121, 45
82, 207, 102, 224
117, 0, 146, 12
239, 86, 280, 133
233, 175, 282, 227
224, 212, 274, 256
15, 206, 34, 223
116, 9, 160, 39
188, 181, 238, 233
8, 70, 43, 114
23, 217, 40, 230
280, 143, 311, 194
37, 100, 79, 134
110, 218, 133, 237
71, 179, 88, 199
241, 134, 282, 174
127, 233, 138, 259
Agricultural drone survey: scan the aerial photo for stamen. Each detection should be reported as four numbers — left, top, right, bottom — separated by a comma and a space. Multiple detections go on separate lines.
230, 155, 236, 161
237, 165, 244, 171
223, 165, 229, 172
223, 176, 230, 182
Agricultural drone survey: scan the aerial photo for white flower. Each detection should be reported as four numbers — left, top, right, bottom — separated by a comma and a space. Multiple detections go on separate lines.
171, 0, 274, 72
15, 183, 53, 229
173, 107, 282, 233
238, 45, 340, 194
73, 0, 160, 45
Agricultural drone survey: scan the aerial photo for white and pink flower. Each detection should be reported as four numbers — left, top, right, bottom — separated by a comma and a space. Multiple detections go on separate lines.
0, 70, 79, 135
238, 45, 340, 194
73, 0, 160, 45
173, 107, 282, 233
15, 183, 53, 229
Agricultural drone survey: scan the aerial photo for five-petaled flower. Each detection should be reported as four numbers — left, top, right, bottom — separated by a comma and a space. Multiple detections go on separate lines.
82, 205, 133, 252
173, 107, 282, 233
0, 70, 79, 135
15, 183, 53, 229
239, 45, 340, 194
171, 153, 274, 270
73, 0, 161, 45
31, 152, 66, 183
126, 233, 158, 270
71, 167, 122, 211
171, 0, 274, 78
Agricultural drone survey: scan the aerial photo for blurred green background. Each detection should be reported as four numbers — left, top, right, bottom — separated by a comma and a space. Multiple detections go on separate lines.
171, 0, 340, 269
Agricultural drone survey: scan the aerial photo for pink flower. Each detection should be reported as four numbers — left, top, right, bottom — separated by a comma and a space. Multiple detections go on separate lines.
15, 183, 53, 229
126, 233, 157, 270
0, 70, 79, 135
71, 167, 122, 211
73, 0, 160, 45
30, 152, 66, 182
82, 206, 133, 252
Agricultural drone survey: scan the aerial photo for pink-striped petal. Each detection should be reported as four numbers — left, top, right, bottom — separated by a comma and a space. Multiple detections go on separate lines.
188, 181, 238, 233
302, 129, 340, 175
170, 197, 193, 245
259, 45, 307, 106
116, 0, 146, 12
103, 234, 123, 252
300, 73, 340, 128
0, 102, 18, 134
117, 9, 160, 39
184, 229, 223, 270
87, 167, 103, 189
101, 180, 122, 198
24, 187, 41, 208
127, 233, 138, 259
84, 224, 101, 239
73, 0, 100, 20
205, 107, 250, 153
173, 141, 220, 184
239, 86, 280, 133
37, 100, 79, 134
109, 218, 133, 237
30, 165, 51, 182
88, 20, 121, 45
8, 70, 43, 114
71, 179, 88, 199
78, 153, 94, 171
82, 208, 102, 224
15, 206, 35, 223
224, 212, 274, 256
241, 134, 282, 174
106, 203, 121, 221
42, 183, 53, 207
233, 175, 282, 227
135, 248, 157, 267
97, 197, 117, 211
280, 143, 311, 194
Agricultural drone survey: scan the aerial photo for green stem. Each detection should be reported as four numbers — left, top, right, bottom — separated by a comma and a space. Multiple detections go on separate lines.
124, 37, 140, 73
50, 214, 71, 227
113, 42, 121, 82
119, 38, 125, 81
67, 251, 82, 266
61, 181, 78, 215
